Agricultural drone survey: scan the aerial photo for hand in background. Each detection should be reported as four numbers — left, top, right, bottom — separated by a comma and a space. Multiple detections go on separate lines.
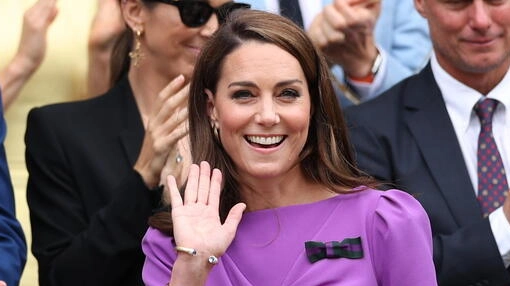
87, 0, 126, 97
17, 0, 58, 71
0, 280, 7, 286
0, 0, 58, 109
308, 0, 381, 78
134, 75, 189, 189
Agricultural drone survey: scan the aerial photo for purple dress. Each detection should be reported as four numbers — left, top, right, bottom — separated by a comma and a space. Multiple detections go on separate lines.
142, 189, 437, 285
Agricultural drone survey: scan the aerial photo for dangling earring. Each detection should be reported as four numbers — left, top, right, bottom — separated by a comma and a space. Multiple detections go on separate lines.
129, 29, 144, 67
212, 122, 220, 142
213, 126, 220, 140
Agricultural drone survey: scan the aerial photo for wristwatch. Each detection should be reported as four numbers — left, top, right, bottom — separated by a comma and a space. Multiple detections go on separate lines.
370, 50, 382, 76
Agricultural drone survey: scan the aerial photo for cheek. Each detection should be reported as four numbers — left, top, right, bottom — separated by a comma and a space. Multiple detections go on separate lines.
217, 107, 251, 133
284, 108, 311, 137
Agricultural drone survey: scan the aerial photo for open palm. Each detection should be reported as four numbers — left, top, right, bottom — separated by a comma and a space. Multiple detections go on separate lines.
167, 162, 246, 259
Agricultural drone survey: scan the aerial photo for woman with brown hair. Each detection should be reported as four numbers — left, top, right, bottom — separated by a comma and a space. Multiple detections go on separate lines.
24, 1, 249, 285
142, 9, 437, 286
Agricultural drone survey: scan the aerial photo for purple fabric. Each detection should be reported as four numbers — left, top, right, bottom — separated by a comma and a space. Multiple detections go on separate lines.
142, 188, 437, 285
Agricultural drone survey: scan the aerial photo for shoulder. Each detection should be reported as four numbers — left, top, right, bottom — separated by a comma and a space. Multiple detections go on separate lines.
26, 79, 131, 136
28, 84, 125, 124
345, 67, 432, 128
361, 188, 430, 234
341, 188, 428, 221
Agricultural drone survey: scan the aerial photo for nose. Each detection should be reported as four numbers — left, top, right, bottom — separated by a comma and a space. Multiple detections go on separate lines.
468, 0, 492, 31
200, 13, 219, 37
254, 97, 280, 126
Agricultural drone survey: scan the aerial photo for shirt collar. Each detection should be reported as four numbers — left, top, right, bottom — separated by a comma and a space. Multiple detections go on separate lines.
431, 53, 510, 132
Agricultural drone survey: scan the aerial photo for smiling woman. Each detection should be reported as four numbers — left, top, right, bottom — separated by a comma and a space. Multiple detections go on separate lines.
207, 42, 312, 183
142, 9, 438, 286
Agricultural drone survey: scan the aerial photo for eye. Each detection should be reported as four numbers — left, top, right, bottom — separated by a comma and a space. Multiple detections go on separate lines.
279, 88, 300, 99
231, 90, 253, 100
487, 0, 506, 5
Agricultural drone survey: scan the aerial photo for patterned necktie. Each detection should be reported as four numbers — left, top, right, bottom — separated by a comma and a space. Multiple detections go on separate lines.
474, 98, 509, 217
279, 0, 304, 28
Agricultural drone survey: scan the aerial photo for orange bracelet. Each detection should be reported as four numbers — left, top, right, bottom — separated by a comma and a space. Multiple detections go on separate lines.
349, 73, 375, 83
348, 51, 382, 84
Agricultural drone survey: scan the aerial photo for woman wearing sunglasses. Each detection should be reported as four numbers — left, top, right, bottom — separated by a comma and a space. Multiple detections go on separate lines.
24, 1, 249, 285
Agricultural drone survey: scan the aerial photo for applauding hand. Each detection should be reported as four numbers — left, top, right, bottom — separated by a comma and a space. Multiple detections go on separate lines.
308, 0, 381, 78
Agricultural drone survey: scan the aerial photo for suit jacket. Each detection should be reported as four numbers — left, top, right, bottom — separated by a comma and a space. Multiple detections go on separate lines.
345, 64, 510, 286
0, 90, 26, 286
25, 77, 162, 286
244, 0, 431, 105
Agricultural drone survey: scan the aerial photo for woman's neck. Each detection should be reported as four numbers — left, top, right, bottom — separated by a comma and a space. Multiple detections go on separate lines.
239, 167, 336, 212
128, 66, 180, 128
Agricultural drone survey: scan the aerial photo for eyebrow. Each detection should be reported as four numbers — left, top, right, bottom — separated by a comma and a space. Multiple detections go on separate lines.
228, 79, 304, 88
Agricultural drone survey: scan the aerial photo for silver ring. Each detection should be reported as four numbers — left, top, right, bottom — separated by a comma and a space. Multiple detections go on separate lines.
176, 153, 183, 164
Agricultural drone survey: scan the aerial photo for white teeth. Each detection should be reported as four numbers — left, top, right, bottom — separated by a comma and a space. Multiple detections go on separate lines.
246, 136, 284, 145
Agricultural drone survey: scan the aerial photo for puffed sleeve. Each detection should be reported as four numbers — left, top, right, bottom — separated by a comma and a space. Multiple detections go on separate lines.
142, 227, 175, 286
368, 189, 437, 285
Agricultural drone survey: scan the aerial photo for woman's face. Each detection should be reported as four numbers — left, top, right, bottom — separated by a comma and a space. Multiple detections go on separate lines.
141, 0, 232, 79
208, 41, 312, 181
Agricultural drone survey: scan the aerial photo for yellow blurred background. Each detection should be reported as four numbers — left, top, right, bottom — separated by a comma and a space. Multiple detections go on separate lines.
1, 1, 99, 284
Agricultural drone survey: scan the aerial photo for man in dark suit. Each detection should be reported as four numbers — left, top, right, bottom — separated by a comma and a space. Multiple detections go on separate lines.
345, 0, 510, 285
0, 88, 26, 286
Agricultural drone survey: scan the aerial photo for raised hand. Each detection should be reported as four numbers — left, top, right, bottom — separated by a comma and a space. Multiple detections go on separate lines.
168, 162, 246, 261
134, 75, 190, 188
89, 0, 125, 52
17, 0, 58, 71
0, 0, 58, 109
308, 0, 381, 78
87, 0, 126, 96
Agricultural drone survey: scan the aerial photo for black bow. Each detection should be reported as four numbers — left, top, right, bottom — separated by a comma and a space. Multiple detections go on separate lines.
305, 237, 363, 263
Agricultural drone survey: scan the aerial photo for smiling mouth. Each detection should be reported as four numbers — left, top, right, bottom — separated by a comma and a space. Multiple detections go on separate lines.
245, 135, 286, 148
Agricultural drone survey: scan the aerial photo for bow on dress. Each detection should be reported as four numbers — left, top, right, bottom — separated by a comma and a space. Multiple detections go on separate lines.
305, 237, 363, 263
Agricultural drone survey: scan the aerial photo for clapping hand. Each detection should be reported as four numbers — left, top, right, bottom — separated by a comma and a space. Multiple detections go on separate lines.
308, 0, 381, 78
88, 0, 125, 52
17, 0, 58, 71
134, 75, 189, 189
1, 0, 58, 109
168, 162, 246, 264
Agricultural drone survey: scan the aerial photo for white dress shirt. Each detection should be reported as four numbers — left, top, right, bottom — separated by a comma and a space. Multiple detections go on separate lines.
431, 53, 510, 266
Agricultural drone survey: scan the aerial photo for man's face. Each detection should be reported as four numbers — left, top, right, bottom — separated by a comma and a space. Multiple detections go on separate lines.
415, 0, 510, 77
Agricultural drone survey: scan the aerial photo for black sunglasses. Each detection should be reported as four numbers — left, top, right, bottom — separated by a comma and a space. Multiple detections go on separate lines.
145, 0, 251, 28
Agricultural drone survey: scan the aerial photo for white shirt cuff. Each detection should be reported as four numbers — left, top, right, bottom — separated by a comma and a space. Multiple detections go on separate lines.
489, 206, 510, 267
346, 47, 387, 102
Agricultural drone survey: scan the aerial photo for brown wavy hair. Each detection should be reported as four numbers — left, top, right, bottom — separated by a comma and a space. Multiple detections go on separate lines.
149, 9, 377, 235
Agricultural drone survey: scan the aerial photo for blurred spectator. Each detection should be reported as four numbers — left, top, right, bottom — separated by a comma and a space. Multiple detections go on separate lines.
245, 0, 431, 106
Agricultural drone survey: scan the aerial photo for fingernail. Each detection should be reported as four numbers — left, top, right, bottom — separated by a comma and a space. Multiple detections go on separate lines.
174, 74, 185, 83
